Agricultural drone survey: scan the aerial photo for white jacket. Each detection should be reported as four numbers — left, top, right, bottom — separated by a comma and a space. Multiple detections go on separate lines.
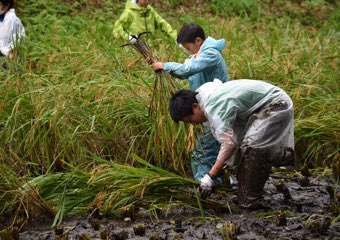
196, 79, 294, 165
0, 9, 25, 56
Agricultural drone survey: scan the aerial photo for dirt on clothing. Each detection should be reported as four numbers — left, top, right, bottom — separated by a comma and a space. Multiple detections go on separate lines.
2, 171, 339, 240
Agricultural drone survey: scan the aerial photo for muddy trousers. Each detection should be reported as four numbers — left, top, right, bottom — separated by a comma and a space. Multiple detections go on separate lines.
237, 150, 272, 208
236, 93, 294, 208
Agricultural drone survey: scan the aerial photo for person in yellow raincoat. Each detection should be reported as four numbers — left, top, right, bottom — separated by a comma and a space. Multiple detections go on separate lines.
113, 0, 177, 41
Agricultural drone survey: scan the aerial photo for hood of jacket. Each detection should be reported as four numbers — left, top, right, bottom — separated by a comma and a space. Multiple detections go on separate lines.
4, 8, 16, 20
125, 0, 152, 13
200, 36, 226, 53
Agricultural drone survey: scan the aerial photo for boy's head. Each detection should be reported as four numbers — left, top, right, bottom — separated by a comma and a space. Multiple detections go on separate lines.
136, 0, 149, 8
0, 0, 13, 15
177, 23, 205, 55
169, 89, 207, 124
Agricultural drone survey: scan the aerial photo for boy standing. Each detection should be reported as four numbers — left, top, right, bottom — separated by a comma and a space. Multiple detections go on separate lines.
152, 23, 229, 182
113, 0, 177, 41
169, 79, 295, 209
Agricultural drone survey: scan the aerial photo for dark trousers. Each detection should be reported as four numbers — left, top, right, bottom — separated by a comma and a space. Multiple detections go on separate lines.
236, 93, 294, 207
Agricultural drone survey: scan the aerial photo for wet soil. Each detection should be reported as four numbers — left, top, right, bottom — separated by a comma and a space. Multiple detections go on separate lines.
2, 172, 340, 240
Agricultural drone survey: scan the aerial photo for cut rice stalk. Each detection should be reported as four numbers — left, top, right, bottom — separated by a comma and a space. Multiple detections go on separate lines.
127, 35, 193, 174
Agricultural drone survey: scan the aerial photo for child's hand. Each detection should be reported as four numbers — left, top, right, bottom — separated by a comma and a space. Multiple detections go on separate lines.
151, 62, 164, 72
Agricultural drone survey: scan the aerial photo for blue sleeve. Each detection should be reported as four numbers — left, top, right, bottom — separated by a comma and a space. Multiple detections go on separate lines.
163, 48, 219, 79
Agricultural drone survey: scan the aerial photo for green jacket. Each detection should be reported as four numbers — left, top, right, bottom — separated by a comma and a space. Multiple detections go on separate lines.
113, 0, 177, 41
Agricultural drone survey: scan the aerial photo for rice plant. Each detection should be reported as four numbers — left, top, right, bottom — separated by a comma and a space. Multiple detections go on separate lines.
1, 155, 230, 225
0, 0, 339, 223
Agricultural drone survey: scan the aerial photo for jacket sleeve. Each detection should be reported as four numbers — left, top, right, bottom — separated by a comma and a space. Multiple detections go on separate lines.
208, 105, 238, 164
113, 10, 131, 41
163, 49, 219, 79
151, 8, 177, 40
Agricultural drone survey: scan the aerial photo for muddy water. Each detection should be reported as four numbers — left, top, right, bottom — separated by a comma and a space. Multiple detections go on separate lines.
5, 173, 340, 239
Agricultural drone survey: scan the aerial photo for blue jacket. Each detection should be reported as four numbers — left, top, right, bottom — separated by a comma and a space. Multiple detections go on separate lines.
163, 36, 229, 90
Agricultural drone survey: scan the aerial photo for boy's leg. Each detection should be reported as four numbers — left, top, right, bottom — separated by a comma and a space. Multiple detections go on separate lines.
192, 126, 221, 182
237, 93, 294, 209
237, 148, 271, 209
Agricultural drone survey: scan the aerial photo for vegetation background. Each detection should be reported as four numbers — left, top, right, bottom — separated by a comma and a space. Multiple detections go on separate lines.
0, 0, 339, 226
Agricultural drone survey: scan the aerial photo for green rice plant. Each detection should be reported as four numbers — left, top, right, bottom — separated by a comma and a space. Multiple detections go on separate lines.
1, 0, 193, 176
0, 163, 54, 226
2, 155, 229, 225
89, 155, 231, 217
88, 155, 200, 213
294, 113, 339, 165
210, 0, 258, 17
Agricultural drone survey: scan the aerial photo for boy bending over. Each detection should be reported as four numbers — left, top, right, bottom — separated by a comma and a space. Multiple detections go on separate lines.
169, 79, 295, 210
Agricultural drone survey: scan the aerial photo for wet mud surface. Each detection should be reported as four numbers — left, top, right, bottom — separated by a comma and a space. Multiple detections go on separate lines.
2, 172, 340, 240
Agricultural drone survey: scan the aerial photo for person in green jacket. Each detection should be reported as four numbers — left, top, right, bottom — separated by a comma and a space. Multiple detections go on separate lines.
113, 0, 177, 41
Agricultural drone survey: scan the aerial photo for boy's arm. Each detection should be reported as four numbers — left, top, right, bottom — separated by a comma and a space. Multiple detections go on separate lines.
200, 130, 236, 198
163, 49, 220, 79
151, 7, 177, 40
113, 10, 130, 41
151, 62, 187, 79
209, 131, 236, 177
205, 107, 238, 177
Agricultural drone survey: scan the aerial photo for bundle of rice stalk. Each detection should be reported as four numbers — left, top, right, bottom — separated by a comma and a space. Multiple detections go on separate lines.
20, 171, 93, 226
2, 172, 93, 225
89, 155, 230, 215
8, 156, 230, 224
127, 35, 194, 175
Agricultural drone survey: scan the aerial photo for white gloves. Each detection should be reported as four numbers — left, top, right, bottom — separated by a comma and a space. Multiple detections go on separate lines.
199, 174, 215, 199
128, 35, 137, 44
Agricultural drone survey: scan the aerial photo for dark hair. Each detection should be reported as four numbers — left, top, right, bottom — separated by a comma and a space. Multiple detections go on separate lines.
176, 23, 205, 44
169, 89, 198, 123
0, 0, 14, 8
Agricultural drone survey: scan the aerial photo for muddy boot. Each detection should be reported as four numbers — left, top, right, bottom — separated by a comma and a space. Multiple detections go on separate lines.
272, 147, 295, 167
237, 149, 272, 210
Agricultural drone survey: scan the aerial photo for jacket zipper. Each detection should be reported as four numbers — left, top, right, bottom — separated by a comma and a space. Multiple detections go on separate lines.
144, 13, 148, 32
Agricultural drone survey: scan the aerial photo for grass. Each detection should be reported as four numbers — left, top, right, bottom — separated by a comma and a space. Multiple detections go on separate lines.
0, 0, 339, 224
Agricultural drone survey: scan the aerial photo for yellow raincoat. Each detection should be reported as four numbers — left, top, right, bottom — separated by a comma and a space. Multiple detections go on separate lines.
113, 0, 177, 41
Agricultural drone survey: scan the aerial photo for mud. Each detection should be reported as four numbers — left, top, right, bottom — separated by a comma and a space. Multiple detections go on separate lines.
2, 172, 339, 240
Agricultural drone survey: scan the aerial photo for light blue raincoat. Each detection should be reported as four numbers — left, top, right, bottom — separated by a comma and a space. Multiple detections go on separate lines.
164, 36, 230, 181
164, 36, 229, 91
191, 129, 222, 182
